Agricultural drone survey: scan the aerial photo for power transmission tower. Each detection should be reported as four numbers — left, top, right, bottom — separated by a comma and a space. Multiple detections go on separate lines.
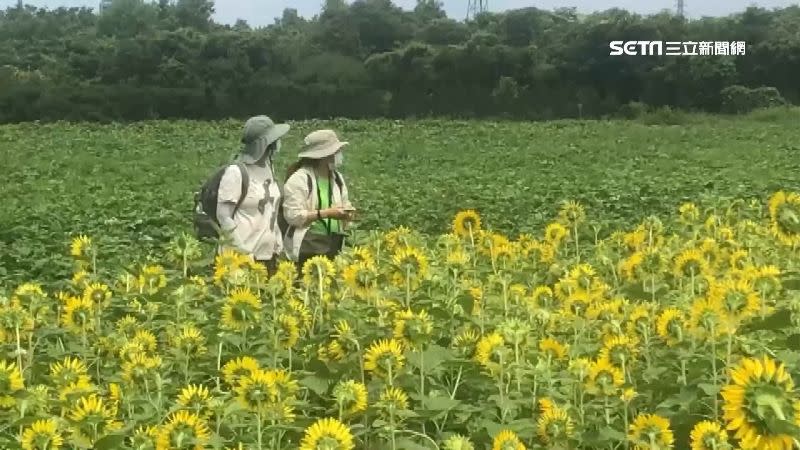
466, 0, 488, 20
676, 0, 685, 18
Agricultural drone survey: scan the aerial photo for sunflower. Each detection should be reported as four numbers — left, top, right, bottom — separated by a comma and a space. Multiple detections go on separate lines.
235, 370, 276, 412
679, 202, 700, 224
750, 265, 782, 297
301, 255, 337, 288
453, 209, 482, 238
364, 339, 405, 380
529, 286, 556, 310
155, 410, 211, 450
82, 282, 111, 307
562, 291, 592, 317
474, 332, 507, 376
0, 360, 24, 408
176, 384, 213, 417
446, 248, 470, 270
689, 421, 729, 450
349, 246, 375, 266
559, 200, 586, 226
21, 418, 64, 450
585, 357, 625, 396
620, 251, 644, 281
524, 241, 556, 264
656, 308, 686, 347
116, 315, 140, 337
392, 308, 433, 349
130, 425, 157, 449
709, 279, 761, 322
287, 298, 313, 331
599, 334, 640, 368
443, 435, 475, 450
491, 429, 526, 450
221, 287, 262, 332
170, 324, 207, 356
68, 395, 123, 444
673, 248, 710, 280
341, 261, 378, 299
264, 368, 299, 402
537, 406, 575, 444
728, 249, 750, 272
452, 328, 481, 357
378, 386, 410, 415
588, 298, 625, 332
721, 356, 800, 450
278, 314, 301, 349
121, 353, 162, 387
137, 264, 167, 294
767, 191, 800, 246
56, 379, 96, 406
544, 222, 568, 246
688, 297, 730, 340
538, 337, 568, 361
61, 296, 95, 334
71, 270, 89, 288
390, 246, 430, 289
49, 357, 91, 390
70, 235, 92, 258
131, 329, 158, 354
628, 413, 674, 450
222, 356, 261, 388
333, 380, 368, 416
299, 417, 355, 450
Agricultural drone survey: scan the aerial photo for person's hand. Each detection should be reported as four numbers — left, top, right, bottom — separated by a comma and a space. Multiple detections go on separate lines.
321, 207, 351, 220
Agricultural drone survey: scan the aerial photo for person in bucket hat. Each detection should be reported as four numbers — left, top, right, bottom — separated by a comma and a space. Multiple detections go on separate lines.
281, 129, 355, 271
216, 115, 290, 274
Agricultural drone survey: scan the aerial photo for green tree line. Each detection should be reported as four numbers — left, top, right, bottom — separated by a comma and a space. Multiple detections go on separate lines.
1, 0, 798, 123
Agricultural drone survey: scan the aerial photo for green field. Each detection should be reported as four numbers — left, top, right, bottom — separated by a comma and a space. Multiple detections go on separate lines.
3, 110, 800, 449
2, 110, 800, 283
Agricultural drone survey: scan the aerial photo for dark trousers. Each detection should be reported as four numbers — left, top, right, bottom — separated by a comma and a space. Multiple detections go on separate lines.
256, 258, 278, 277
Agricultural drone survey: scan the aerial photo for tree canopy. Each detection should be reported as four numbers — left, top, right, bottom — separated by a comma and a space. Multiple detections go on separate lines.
1, 0, 797, 122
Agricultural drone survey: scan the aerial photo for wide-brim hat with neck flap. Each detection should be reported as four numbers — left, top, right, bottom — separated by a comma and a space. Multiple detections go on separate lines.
298, 129, 349, 160
239, 115, 290, 164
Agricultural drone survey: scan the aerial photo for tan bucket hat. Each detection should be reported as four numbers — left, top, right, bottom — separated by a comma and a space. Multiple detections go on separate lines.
298, 129, 348, 159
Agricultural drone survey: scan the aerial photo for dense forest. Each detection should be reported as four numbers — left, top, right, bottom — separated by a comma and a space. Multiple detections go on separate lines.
0, 0, 798, 123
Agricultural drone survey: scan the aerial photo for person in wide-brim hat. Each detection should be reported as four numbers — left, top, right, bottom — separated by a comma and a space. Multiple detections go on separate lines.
215, 115, 291, 275
238, 115, 290, 165
281, 129, 355, 271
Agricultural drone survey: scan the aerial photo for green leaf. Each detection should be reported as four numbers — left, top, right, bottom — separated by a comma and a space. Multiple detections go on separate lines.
93, 434, 126, 450
598, 426, 627, 442
395, 438, 435, 450
300, 375, 330, 396
422, 395, 461, 411
698, 383, 720, 396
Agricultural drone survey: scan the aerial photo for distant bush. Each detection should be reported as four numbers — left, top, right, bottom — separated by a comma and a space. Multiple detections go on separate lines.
720, 85, 787, 114
618, 101, 649, 119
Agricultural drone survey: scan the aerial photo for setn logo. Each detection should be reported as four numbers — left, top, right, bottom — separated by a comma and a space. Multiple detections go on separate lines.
609, 41, 663, 56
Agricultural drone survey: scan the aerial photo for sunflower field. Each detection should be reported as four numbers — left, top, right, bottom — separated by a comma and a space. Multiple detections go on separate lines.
3, 188, 800, 450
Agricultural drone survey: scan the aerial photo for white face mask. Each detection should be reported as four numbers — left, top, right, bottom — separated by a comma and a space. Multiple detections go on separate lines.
334, 151, 343, 167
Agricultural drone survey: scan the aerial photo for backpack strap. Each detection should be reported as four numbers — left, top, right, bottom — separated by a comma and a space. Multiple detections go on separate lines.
232, 162, 249, 217
306, 172, 313, 199
333, 170, 344, 193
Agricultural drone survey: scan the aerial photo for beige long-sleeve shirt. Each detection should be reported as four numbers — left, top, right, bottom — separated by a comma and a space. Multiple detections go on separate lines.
282, 165, 352, 261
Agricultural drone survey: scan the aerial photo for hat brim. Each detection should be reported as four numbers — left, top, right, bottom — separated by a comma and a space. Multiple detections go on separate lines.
239, 123, 291, 164
298, 141, 349, 160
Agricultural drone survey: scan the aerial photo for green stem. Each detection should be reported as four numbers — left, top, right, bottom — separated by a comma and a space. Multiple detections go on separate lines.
257, 410, 263, 450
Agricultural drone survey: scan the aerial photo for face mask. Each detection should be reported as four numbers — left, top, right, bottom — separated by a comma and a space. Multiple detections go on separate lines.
334, 152, 343, 167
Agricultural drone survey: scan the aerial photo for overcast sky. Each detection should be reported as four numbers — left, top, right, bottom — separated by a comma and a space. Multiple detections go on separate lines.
2, 0, 798, 26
